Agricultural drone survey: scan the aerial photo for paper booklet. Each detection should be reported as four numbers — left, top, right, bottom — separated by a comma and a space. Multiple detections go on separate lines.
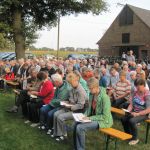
122, 109, 130, 113
60, 101, 74, 107
30, 94, 37, 99
72, 113, 91, 123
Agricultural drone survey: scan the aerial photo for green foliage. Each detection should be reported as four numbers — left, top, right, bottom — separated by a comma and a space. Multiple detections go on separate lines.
0, 0, 107, 58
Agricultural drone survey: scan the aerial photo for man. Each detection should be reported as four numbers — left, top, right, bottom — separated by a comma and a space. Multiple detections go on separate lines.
39, 73, 70, 132
52, 72, 87, 141
126, 50, 135, 62
6, 69, 39, 114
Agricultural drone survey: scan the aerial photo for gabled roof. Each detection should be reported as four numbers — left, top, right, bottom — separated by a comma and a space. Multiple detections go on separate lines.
128, 4, 150, 28
97, 4, 150, 45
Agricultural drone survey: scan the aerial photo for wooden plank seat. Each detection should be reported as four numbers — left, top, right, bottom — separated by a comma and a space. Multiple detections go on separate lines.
99, 128, 132, 150
111, 107, 150, 144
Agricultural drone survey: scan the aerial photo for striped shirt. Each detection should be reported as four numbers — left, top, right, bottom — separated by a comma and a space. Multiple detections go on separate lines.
114, 80, 131, 100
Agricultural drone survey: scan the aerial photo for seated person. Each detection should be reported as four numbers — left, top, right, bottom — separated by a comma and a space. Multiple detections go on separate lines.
73, 77, 113, 150
111, 71, 131, 108
26, 71, 54, 127
99, 67, 109, 88
51, 72, 87, 141
6, 69, 39, 113
107, 67, 119, 96
39, 73, 70, 132
0, 67, 15, 89
121, 79, 150, 145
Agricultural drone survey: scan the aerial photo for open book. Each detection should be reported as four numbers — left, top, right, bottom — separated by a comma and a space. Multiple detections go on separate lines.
30, 94, 37, 99
60, 101, 74, 107
72, 113, 91, 123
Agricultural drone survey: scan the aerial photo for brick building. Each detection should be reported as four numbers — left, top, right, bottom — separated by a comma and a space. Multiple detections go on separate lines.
97, 4, 150, 59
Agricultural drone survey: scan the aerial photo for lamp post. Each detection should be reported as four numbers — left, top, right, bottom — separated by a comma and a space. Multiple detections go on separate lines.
57, 13, 60, 60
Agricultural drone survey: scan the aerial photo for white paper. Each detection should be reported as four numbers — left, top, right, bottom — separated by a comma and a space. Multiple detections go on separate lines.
30, 94, 37, 99
72, 113, 91, 123
60, 101, 73, 107
122, 109, 130, 113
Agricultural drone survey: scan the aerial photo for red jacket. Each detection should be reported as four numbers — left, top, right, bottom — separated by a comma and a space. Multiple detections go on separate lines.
4, 72, 15, 81
38, 80, 54, 104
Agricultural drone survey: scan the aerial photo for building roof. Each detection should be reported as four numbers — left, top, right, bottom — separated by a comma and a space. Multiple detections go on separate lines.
128, 4, 150, 28
97, 4, 150, 45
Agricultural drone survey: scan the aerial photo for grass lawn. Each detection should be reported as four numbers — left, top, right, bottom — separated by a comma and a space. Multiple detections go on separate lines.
0, 91, 150, 150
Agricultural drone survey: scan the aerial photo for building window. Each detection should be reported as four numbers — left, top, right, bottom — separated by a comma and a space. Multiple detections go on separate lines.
119, 6, 133, 26
122, 33, 130, 43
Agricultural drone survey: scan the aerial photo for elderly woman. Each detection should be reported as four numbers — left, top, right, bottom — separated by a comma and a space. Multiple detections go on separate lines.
39, 73, 70, 133
73, 77, 113, 150
51, 72, 87, 141
112, 71, 131, 108
121, 79, 150, 145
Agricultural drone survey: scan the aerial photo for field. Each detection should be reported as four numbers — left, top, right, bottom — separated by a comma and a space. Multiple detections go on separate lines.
32, 50, 97, 58
0, 91, 150, 150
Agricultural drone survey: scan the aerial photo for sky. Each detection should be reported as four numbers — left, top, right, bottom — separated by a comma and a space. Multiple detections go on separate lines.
34, 0, 150, 50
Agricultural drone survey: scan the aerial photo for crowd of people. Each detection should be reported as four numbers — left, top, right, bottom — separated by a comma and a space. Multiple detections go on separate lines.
0, 50, 150, 149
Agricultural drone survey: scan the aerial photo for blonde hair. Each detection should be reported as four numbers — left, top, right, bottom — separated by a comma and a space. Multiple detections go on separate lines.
66, 72, 80, 83
87, 77, 99, 88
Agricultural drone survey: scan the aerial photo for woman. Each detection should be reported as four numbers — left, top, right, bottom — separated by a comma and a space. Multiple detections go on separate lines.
112, 71, 131, 108
73, 77, 113, 150
121, 79, 150, 145
52, 72, 87, 141
27, 71, 54, 127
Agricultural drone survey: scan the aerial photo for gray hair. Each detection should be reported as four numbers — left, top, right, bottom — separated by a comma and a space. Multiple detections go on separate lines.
51, 74, 63, 82
87, 77, 99, 88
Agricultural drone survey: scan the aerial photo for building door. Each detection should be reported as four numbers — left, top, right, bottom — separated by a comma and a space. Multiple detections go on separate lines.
119, 46, 139, 59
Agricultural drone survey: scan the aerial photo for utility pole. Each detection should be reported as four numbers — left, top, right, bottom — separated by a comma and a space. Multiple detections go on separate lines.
57, 13, 60, 59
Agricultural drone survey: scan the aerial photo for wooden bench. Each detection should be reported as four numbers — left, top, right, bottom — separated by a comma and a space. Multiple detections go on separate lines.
111, 107, 150, 144
100, 128, 132, 150
111, 107, 125, 116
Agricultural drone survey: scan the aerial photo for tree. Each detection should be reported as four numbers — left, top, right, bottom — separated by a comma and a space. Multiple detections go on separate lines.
0, 0, 107, 59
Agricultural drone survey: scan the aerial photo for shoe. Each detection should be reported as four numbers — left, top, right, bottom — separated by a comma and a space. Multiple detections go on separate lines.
6, 106, 18, 113
24, 120, 31, 124
129, 139, 139, 145
56, 136, 65, 142
30, 123, 39, 128
51, 134, 55, 138
13, 89, 20, 95
38, 125, 46, 130
47, 129, 52, 135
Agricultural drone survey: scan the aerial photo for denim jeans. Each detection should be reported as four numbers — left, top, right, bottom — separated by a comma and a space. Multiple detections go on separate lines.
73, 121, 99, 150
121, 115, 147, 140
40, 105, 59, 129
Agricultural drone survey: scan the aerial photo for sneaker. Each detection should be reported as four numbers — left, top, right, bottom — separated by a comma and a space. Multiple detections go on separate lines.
51, 134, 55, 138
47, 129, 52, 135
129, 139, 139, 145
56, 136, 65, 142
6, 106, 18, 113
38, 125, 46, 130
30, 123, 39, 128
13, 89, 20, 95
24, 120, 31, 124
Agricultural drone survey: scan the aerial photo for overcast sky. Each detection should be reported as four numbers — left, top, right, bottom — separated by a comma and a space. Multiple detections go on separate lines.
34, 0, 150, 49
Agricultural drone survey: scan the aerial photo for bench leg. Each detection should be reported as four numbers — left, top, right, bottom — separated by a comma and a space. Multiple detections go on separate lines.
105, 135, 110, 150
115, 139, 117, 150
145, 123, 150, 144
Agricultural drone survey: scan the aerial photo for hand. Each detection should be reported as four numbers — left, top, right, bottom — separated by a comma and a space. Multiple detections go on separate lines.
131, 112, 140, 117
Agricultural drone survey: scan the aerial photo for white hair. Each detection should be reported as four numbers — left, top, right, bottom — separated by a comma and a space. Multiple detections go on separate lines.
51, 74, 62, 82
130, 71, 137, 76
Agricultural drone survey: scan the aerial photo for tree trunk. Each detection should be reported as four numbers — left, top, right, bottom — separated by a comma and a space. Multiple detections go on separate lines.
12, 9, 25, 59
